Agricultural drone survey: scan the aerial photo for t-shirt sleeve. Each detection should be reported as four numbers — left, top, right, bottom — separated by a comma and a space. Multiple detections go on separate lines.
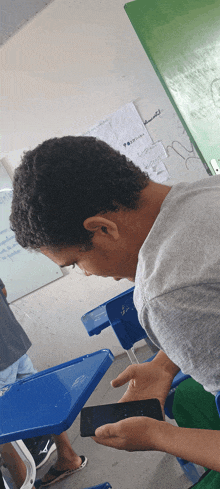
144, 283, 220, 396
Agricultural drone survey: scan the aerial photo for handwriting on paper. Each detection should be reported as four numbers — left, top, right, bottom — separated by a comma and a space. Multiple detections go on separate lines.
144, 109, 161, 125
123, 133, 145, 148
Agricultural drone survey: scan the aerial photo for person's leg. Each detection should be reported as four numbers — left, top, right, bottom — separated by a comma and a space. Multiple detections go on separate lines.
38, 432, 86, 485
0, 360, 20, 390
1, 444, 26, 488
52, 432, 82, 470
0, 360, 32, 488
16, 353, 38, 380
1, 443, 35, 489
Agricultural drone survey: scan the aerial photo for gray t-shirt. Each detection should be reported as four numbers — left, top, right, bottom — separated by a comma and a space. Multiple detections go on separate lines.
0, 279, 31, 370
134, 176, 220, 395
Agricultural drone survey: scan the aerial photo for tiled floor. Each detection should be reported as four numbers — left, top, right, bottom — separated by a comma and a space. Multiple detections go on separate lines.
3, 346, 192, 489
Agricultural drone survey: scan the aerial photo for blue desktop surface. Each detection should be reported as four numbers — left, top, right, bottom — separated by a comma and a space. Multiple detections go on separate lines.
0, 349, 114, 443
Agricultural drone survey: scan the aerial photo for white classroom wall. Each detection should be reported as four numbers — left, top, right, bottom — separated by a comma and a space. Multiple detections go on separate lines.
0, 0, 200, 370
1, 0, 164, 153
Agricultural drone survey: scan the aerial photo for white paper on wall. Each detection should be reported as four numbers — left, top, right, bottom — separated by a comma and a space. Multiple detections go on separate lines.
85, 102, 169, 183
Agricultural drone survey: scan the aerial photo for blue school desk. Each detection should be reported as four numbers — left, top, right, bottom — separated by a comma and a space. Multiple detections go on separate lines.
124, 0, 220, 175
0, 349, 114, 444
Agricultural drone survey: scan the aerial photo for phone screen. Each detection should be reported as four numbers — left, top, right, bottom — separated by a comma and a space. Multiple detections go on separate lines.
80, 398, 163, 437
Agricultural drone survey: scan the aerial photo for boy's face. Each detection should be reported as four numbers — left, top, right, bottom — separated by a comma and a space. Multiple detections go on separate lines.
41, 241, 137, 282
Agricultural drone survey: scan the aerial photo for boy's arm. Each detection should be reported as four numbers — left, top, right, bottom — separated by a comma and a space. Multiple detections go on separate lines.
94, 416, 220, 471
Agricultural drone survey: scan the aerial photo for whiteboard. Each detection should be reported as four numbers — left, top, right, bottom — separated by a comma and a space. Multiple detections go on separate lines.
0, 163, 63, 303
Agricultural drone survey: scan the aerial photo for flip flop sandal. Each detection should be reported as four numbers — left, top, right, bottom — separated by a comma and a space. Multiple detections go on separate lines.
34, 455, 88, 487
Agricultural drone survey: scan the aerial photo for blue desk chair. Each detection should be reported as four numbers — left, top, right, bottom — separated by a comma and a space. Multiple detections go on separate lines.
215, 392, 220, 416
0, 349, 114, 489
81, 288, 136, 338
82, 287, 159, 364
82, 289, 216, 485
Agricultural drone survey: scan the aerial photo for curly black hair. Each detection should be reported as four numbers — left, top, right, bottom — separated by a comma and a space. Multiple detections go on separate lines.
10, 136, 149, 250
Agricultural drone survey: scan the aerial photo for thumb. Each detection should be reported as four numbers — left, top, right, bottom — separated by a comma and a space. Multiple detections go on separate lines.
95, 424, 116, 438
111, 366, 134, 388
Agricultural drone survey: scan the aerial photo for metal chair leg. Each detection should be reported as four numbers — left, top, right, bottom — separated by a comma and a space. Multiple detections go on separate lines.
126, 348, 140, 364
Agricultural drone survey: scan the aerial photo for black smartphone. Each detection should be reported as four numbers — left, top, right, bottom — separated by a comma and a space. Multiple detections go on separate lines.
80, 398, 163, 437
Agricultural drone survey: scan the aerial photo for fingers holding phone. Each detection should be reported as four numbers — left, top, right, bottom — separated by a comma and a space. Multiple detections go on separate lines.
93, 416, 165, 452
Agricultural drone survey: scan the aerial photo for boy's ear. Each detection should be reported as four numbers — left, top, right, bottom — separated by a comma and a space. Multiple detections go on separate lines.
83, 216, 119, 239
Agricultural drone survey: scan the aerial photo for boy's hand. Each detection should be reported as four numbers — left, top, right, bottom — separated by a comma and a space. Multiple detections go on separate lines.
111, 361, 174, 413
93, 416, 166, 451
